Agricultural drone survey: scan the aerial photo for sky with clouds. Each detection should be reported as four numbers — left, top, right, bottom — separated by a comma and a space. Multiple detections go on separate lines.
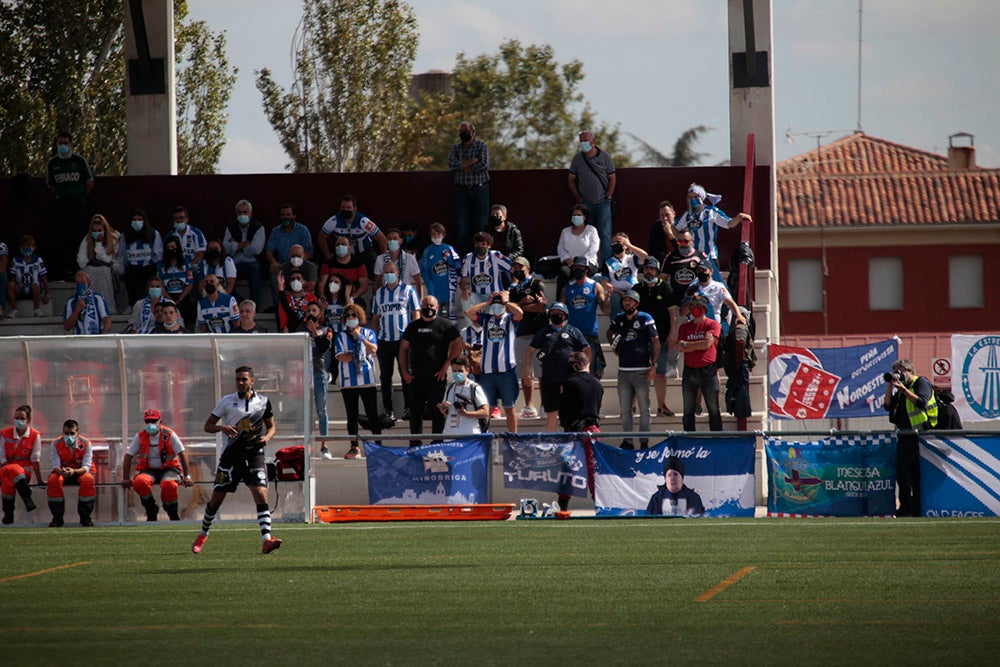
187, 0, 1000, 173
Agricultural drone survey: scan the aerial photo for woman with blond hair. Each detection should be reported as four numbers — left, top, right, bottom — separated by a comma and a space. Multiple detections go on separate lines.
77, 213, 123, 314
330, 302, 381, 460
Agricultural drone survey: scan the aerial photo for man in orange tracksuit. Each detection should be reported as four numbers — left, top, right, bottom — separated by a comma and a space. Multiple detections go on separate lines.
120, 409, 194, 521
46, 420, 96, 527
1, 405, 44, 524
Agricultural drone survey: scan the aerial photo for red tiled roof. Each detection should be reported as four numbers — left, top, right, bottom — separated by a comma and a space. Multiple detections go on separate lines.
777, 132, 1000, 228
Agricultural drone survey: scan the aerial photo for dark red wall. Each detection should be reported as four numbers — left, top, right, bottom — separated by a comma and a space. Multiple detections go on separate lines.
1, 165, 771, 271
780, 244, 1000, 335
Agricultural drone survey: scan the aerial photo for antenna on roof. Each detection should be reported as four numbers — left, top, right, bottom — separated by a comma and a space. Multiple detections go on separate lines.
856, 0, 864, 133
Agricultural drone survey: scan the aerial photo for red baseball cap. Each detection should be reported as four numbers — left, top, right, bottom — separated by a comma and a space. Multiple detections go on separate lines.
143, 409, 161, 421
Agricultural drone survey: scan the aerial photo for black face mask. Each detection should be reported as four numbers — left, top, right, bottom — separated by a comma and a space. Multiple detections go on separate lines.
421, 306, 437, 318
459, 131, 472, 143
511, 270, 526, 281
490, 215, 503, 228
571, 267, 586, 280
205, 283, 217, 294
549, 313, 565, 325
623, 306, 636, 316
165, 248, 180, 260
698, 272, 711, 284
206, 249, 221, 263
340, 209, 354, 220
611, 243, 625, 255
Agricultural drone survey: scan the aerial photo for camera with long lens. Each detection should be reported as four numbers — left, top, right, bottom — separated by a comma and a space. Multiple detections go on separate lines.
883, 370, 904, 384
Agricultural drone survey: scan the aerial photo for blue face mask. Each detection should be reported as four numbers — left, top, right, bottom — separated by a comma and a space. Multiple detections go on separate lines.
91, 231, 103, 240
145, 423, 159, 435
76, 283, 88, 296
383, 273, 398, 285
335, 245, 349, 258
490, 304, 505, 317
237, 214, 250, 225
387, 239, 401, 252
64, 434, 77, 445
571, 215, 585, 227
14, 419, 27, 430
579, 141, 592, 153
689, 198, 701, 211
131, 219, 144, 231
21, 247, 33, 257
452, 372, 466, 384
57, 144, 70, 155
148, 286, 162, 298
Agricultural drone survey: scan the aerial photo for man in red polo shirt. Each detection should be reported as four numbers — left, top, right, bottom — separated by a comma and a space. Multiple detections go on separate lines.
677, 294, 723, 431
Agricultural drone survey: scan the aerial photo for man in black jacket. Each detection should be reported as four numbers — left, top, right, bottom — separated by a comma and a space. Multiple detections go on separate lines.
557, 351, 603, 512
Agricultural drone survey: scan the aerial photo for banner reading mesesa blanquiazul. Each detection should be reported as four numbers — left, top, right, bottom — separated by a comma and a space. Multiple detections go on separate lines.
364, 436, 490, 504
920, 434, 1000, 517
765, 434, 896, 516
501, 433, 589, 499
591, 437, 756, 517
768, 338, 898, 420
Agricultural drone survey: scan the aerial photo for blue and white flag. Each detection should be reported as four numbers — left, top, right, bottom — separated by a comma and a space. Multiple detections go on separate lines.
920, 434, 1000, 517
501, 433, 590, 499
765, 434, 896, 517
591, 437, 756, 517
950, 334, 1000, 422
363, 436, 491, 504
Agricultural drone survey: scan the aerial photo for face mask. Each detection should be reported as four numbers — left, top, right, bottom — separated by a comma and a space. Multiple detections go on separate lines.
678, 244, 695, 256
345, 318, 360, 330
145, 423, 159, 435
431, 236, 444, 246
421, 306, 437, 318
623, 305, 637, 316
611, 243, 624, 256
340, 209, 354, 220
205, 283, 217, 294
571, 215, 584, 227
698, 272, 711, 284
329, 281, 341, 294
64, 434, 77, 445
689, 198, 701, 211
690, 306, 707, 318
383, 273, 398, 285
131, 219, 144, 231
511, 270, 526, 281
206, 249, 221, 263
490, 304, 505, 317
21, 247, 32, 257
388, 239, 401, 252
475, 246, 489, 257
237, 214, 250, 225
644, 274, 658, 284
14, 419, 27, 431
91, 231, 103, 240
57, 144, 70, 155
579, 141, 592, 153
290, 280, 303, 293
572, 267, 586, 280
489, 215, 503, 228
281, 217, 293, 227
335, 245, 349, 258
290, 256, 304, 267
403, 233, 415, 243
148, 287, 162, 298
452, 372, 466, 383
459, 131, 472, 143
549, 313, 565, 325
173, 222, 187, 232
76, 283, 88, 296
165, 248, 180, 260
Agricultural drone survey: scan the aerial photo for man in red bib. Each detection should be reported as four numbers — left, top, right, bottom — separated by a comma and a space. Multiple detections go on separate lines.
121, 409, 194, 521
46, 420, 96, 527
1, 405, 43, 523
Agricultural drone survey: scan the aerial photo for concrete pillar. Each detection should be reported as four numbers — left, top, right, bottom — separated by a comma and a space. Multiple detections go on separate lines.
728, 0, 779, 341
123, 0, 177, 175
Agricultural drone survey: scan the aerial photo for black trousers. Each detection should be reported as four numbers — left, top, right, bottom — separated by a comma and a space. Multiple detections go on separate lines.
341, 386, 381, 445
406, 376, 446, 443
376, 339, 407, 413
896, 433, 921, 516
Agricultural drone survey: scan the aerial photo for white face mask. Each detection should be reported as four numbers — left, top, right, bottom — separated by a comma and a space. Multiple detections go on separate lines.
431, 236, 444, 246
290, 256, 304, 267
345, 318, 360, 329
290, 280, 303, 292
329, 281, 341, 294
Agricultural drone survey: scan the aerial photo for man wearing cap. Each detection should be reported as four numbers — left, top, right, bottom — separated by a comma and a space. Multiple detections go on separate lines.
524, 302, 590, 432
121, 409, 194, 521
561, 255, 610, 379
607, 290, 659, 449
677, 293, 723, 431
508, 256, 548, 419
645, 455, 705, 517
634, 256, 679, 416
674, 182, 752, 277
684, 256, 746, 336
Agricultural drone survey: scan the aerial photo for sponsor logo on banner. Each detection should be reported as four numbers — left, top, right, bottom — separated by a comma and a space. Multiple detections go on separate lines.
765, 435, 897, 517
363, 436, 490, 504
501, 433, 589, 498
768, 339, 898, 419
953, 335, 1000, 420
920, 434, 1000, 517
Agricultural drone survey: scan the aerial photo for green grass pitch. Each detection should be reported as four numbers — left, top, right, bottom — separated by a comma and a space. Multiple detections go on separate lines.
3, 518, 1000, 665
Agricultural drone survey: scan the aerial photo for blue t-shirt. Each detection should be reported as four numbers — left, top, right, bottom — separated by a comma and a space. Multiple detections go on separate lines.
565, 278, 599, 337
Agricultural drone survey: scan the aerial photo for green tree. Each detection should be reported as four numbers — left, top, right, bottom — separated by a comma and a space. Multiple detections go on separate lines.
255, 0, 431, 173
417, 40, 630, 171
629, 125, 714, 167
0, 0, 235, 177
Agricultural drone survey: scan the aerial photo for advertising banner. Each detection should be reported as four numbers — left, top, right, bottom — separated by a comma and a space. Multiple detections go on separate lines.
501, 433, 590, 499
920, 434, 1000, 517
950, 334, 1000, 422
768, 339, 898, 420
591, 436, 756, 517
363, 436, 491, 504
765, 434, 896, 516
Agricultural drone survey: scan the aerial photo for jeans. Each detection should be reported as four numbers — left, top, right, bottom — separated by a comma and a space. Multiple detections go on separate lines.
235, 260, 262, 305
617, 370, 651, 444
313, 370, 329, 436
0, 272, 7, 311
584, 334, 606, 379
589, 199, 613, 266
454, 183, 490, 255
682, 364, 722, 431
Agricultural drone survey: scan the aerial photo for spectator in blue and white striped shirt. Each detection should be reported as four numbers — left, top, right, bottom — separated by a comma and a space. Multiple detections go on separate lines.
333, 303, 381, 460
673, 182, 752, 277
459, 231, 511, 325
371, 261, 421, 423
465, 291, 523, 433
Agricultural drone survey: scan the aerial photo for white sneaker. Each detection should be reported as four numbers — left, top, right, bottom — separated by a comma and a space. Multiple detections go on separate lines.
519, 406, 539, 419
320, 447, 334, 460
34, 308, 45, 317
7, 309, 17, 319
